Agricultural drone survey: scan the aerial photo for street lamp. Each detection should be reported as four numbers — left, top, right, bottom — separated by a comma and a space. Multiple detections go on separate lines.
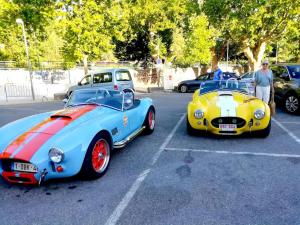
16, 18, 35, 100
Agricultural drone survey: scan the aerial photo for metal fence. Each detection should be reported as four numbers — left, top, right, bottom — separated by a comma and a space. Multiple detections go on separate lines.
4, 83, 50, 102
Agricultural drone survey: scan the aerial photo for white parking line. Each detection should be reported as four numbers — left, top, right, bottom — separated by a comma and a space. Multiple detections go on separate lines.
272, 118, 300, 144
104, 114, 186, 225
165, 147, 300, 158
279, 121, 300, 125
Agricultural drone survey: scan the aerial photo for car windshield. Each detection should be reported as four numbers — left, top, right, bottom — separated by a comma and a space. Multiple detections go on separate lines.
287, 65, 300, 79
66, 89, 123, 110
199, 80, 250, 95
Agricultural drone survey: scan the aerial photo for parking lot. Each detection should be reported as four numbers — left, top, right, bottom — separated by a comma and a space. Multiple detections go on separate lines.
0, 92, 300, 225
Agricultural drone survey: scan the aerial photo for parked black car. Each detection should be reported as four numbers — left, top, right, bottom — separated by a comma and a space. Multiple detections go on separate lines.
271, 64, 300, 114
177, 72, 238, 93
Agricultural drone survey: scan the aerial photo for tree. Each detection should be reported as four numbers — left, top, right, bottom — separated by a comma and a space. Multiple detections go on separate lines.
203, 0, 300, 70
0, 0, 56, 66
115, 0, 201, 62
171, 15, 214, 67
60, 0, 130, 74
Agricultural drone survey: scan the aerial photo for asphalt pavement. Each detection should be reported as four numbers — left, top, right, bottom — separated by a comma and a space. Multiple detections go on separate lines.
0, 93, 300, 225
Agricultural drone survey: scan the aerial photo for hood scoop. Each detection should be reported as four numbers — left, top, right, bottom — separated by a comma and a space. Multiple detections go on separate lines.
49, 105, 96, 120
218, 91, 233, 96
50, 114, 72, 119
50, 108, 84, 120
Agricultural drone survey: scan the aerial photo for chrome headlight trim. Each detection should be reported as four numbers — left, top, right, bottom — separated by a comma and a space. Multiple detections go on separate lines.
254, 109, 265, 120
194, 109, 204, 119
49, 148, 64, 163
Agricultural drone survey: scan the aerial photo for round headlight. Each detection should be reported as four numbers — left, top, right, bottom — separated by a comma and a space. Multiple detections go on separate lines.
254, 109, 265, 120
194, 109, 204, 119
49, 148, 64, 163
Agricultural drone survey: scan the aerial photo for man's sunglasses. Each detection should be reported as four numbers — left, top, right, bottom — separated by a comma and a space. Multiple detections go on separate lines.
262, 63, 268, 66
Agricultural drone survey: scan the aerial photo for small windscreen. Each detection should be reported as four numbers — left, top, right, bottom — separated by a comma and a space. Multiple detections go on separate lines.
199, 80, 250, 95
67, 89, 123, 110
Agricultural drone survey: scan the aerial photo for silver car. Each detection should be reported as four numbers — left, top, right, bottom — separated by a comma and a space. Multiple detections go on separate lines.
240, 71, 255, 95
67, 68, 134, 97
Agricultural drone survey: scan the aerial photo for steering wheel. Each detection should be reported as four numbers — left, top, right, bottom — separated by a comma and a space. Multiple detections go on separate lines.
226, 78, 239, 89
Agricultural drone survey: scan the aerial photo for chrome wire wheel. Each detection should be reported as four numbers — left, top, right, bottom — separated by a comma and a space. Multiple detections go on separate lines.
285, 96, 299, 113
91, 139, 110, 173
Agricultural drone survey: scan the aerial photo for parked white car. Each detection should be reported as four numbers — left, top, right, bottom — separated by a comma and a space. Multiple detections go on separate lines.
67, 68, 134, 97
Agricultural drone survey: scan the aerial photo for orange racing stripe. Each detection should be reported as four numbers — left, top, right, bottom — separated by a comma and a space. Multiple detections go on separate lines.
0, 118, 52, 158
1, 105, 96, 161
13, 105, 96, 161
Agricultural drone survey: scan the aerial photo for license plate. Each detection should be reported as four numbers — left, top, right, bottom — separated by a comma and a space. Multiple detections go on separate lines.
219, 124, 237, 131
12, 162, 38, 173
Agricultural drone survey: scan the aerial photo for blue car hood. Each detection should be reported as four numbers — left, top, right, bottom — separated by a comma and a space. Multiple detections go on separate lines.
0, 105, 104, 161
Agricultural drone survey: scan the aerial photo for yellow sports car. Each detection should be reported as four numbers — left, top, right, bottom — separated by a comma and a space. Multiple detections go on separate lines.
187, 79, 271, 137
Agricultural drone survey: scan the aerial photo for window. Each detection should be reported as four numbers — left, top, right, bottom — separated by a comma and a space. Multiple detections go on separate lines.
271, 66, 287, 78
287, 65, 300, 79
93, 73, 113, 84
80, 75, 91, 85
116, 71, 132, 81
242, 72, 254, 79
197, 73, 210, 80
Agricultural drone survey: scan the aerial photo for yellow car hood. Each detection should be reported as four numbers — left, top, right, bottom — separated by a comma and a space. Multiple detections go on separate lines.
192, 90, 265, 119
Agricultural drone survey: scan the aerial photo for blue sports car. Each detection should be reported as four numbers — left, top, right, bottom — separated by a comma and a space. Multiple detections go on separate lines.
0, 89, 155, 185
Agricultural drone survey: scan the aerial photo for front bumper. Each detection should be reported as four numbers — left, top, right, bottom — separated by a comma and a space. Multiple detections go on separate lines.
188, 116, 270, 136
1, 171, 39, 185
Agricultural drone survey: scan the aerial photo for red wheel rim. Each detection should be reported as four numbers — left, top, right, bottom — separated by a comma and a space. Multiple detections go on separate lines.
92, 139, 109, 172
148, 110, 155, 130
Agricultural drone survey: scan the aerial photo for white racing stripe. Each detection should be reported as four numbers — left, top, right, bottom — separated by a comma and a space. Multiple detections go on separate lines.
104, 114, 186, 225
216, 92, 238, 117
272, 118, 300, 144
165, 147, 300, 158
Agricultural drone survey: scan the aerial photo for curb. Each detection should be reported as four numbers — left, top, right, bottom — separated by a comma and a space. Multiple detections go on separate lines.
0, 100, 61, 106
135, 87, 175, 93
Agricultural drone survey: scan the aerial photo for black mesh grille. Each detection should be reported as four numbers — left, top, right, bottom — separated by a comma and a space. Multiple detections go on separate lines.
211, 117, 246, 128
219, 131, 237, 134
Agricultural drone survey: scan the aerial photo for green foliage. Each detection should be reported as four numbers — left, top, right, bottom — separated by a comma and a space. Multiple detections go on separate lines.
0, 0, 56, 67
1, 0, 298, 69
203, 0, 300, 68
171, 15, 214, 67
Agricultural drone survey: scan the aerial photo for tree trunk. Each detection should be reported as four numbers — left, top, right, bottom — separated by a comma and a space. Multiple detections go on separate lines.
83, 54, 88, 75
211, 47, 218, 70
242, 39, 266, 71
211, 44, 226, 70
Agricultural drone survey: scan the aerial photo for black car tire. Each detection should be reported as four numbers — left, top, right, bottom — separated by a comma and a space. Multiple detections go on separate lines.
254, 120, 271, 138
179, 85, 188, 93
143, 107, 155, 135
187, 117, 198, 135
68, 91, 73, 98
80, 132, 111, 180
284, 94, 299, 114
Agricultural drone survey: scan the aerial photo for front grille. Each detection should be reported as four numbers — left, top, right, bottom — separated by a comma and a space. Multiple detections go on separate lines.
211, 117, 246, 128
219, 131, 237, 134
